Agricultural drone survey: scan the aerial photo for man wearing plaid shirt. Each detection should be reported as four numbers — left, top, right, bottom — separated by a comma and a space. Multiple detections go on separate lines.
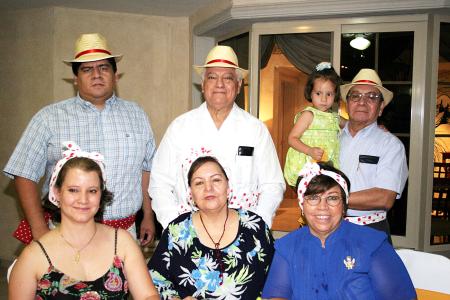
4, 33, 156, 245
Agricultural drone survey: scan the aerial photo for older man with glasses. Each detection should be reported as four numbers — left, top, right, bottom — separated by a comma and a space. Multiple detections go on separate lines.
339, 69, 408, 243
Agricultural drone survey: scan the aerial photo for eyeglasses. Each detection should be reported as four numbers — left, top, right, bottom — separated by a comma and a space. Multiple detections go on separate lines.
205, 73, 237, 84
304, 194, 342, 206
347, 92, 382, 104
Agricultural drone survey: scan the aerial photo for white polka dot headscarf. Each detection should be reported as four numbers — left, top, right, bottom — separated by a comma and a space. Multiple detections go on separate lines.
48, 141, 106, 207
297, 162, 349, 209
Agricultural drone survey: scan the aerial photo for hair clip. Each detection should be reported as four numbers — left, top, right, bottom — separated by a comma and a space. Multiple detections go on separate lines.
316, 62, 332, 71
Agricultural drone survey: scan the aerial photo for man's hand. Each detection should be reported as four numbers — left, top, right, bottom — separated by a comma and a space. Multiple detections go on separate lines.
139, 212, 155, 246
140, 170, 155, 246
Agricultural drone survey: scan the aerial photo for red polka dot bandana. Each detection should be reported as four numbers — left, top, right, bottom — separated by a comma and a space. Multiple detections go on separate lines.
297, 162, 349, 209
48, 141, 105, 207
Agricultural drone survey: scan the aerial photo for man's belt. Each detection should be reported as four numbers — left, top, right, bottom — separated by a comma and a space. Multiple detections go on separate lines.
13, 213, 136, 244
344, 211, 387, 225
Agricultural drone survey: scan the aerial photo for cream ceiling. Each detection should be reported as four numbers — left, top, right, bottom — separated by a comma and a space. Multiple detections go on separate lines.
0, 0, 218, 16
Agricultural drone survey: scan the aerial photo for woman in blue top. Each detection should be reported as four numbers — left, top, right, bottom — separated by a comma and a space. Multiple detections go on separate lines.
262, 162, 416, 300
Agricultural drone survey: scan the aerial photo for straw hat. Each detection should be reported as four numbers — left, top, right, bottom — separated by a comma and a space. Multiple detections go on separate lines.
340, 68, 393, 105
193, 45, 248, 78
64, 33, 122, 65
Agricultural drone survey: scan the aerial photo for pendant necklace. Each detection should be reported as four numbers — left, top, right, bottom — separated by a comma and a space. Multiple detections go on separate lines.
59, 225, 97, 263
199, 208, 229, 281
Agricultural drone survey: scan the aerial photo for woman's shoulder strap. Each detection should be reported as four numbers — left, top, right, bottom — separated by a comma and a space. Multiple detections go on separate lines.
114, 228, 118, 255
34, 240, 52, 266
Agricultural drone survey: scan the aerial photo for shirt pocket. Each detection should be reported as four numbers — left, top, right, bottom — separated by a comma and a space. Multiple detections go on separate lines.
234, 153, 254, 184
112, 130, 147, 166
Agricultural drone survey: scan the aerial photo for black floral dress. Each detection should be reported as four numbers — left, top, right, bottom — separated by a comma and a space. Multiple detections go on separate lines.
148, 209, 274, 299
34, 229, 128, 299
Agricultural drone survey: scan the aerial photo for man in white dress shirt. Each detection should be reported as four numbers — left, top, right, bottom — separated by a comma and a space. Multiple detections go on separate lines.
339, 69, 408, 242
150, 45, 285, 228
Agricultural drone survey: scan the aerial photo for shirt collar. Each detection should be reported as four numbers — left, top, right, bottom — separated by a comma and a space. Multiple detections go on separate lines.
343, 121, 377, 137
307, 220, 347, 247
76, 93, 117, 110
200, 102, 239, 121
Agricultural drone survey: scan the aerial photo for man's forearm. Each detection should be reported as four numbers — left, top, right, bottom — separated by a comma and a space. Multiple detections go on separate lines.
348, 187, 397, 211
14, 176, 49, 239
142, 171, 152, 215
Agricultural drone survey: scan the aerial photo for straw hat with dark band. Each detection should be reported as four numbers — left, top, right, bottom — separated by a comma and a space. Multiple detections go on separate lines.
64, 33, 122, 65
340, 68, 393, 105
193, 45, 248, 78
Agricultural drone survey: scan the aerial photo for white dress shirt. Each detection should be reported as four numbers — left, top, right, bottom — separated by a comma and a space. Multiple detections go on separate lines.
340, 122, 408, 217
150, 102, 285, 228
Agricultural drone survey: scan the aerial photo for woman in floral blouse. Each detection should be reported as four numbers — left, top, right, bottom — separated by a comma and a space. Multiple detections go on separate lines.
9, 142, 159, 299
148, 155, 274, 299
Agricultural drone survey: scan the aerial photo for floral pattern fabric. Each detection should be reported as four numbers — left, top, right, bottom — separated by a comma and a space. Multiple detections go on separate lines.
148, 209, 274, 299
34, 229, 128, 299
35, 256, 128, 299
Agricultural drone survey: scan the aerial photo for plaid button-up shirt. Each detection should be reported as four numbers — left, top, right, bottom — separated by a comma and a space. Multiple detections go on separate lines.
4, 94, 155, 220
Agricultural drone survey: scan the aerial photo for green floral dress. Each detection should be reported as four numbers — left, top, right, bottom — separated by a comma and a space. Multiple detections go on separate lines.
148, 209, 274, 299
284, 106, 340, 186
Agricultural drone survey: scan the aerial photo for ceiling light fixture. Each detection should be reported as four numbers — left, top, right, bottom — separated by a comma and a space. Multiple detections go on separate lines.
350, 35, 371, 51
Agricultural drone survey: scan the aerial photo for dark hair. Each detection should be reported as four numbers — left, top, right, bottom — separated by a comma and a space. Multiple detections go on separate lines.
187, 156, 229, 186
296, 162, 350, 211
71, 57, 117, 76
44, 157, 113, 222
304, 64, 342, 103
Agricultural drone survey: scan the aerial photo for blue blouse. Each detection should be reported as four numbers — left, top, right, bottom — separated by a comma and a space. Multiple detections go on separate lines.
262, 221, 416, 300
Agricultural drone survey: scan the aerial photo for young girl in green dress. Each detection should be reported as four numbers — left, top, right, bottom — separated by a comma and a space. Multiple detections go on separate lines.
284, 62, 345, 187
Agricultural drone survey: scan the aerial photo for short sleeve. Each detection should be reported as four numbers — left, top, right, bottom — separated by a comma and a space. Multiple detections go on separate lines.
3, 110, 50, 181
134, 105, 155, 172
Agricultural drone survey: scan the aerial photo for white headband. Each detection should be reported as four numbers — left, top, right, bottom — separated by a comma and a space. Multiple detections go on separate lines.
48, 141, 106, 207
297, 162, 349, 209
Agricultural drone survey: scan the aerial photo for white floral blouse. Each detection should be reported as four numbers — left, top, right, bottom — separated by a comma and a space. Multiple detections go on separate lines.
148, 209, 274, 299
